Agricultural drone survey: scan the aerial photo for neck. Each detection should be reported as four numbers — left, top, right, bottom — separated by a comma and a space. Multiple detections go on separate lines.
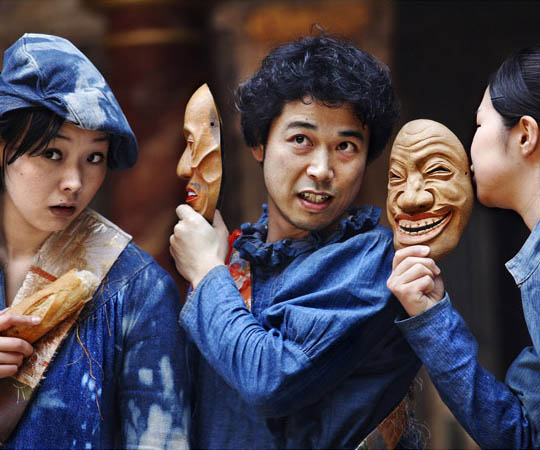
518, 195, 540, 231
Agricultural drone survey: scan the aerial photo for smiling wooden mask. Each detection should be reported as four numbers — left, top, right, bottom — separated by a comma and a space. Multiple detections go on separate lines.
386, 119, 473, 261
177, 83, 223, 222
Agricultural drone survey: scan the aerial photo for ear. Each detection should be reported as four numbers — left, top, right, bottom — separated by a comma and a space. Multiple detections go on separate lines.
251, 145, 264, 163
517, 115, 539, 157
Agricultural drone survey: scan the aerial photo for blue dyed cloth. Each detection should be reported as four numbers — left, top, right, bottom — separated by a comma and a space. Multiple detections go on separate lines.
5, 243, 189, 449
397, 219, 540, 449
0, 33, 137, 170
181, 205, 421, 448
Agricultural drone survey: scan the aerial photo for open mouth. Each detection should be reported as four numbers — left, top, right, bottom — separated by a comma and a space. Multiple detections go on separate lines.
298, 191, 332, 203
298, 191, 333, 211
395, 211, 452, 245
185, 188, 198, 203
50, 205, 76, 217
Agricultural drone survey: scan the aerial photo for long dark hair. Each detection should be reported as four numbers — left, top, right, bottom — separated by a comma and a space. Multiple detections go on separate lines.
489, 45, 540, 129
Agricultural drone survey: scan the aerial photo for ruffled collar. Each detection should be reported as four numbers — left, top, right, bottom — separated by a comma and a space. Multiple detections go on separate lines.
234, 204, 381, 267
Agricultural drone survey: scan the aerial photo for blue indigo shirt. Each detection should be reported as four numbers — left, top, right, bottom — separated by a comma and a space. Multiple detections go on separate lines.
397, 220, 540, 449
5, 243, 189, 449
181, 205, 421, 449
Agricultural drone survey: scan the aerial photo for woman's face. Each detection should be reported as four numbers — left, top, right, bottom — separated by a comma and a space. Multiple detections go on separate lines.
2, 121, 109, 237
470, 88, 515, 209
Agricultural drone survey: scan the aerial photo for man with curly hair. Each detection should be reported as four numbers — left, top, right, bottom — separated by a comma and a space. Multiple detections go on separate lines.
170, 34, 421, 448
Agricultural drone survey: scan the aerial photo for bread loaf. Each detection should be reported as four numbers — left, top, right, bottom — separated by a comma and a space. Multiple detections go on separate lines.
2, 269, 99, 343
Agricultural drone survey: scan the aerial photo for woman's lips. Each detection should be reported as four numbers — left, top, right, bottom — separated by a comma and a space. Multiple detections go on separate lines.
394, 211, 452, 245
50, 205, 76, 217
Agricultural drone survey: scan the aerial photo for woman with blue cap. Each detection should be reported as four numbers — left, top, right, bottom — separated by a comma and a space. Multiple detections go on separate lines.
0, 34, 188, 448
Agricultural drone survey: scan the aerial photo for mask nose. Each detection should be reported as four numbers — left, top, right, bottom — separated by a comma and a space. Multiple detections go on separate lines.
177, 147, 193, 180
396, 174, 434, 213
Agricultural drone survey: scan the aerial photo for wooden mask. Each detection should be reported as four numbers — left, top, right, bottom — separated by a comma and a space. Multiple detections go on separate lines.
386, 119, 473, 261
177, 83, 223, 222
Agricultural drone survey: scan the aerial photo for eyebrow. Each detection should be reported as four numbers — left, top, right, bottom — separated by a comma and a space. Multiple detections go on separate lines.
339, 130, 364, 141
285, 121, 364, 140
286, 121, 317, 131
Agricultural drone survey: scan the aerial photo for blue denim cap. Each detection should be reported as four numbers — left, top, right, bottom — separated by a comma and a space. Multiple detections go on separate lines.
0, 33, 138, 170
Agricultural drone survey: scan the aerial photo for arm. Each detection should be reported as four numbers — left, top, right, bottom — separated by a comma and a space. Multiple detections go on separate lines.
179, 231, 419, 418
116, 261, 189, 449
389, 245, 536, 449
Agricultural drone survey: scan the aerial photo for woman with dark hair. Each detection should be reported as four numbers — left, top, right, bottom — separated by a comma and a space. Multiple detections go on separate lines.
0, 34, 188, 448
388, 45, 540, 449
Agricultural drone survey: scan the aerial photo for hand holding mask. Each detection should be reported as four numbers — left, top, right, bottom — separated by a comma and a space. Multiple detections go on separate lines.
177, 84, 223, 222
386, 119, 473, 261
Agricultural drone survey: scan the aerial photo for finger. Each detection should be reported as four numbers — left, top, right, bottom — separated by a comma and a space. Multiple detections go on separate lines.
0, 337, 34, 357
391, 256, 440, 279
212, 210, 229, 236
0, 351, 25, 367
393, 245, 430, 269
175, 203, 194, 220
0, 364, 20, 378
0, 313, 41, 332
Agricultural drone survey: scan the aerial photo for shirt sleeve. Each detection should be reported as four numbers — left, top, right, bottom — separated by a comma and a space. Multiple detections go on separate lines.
181, 239, 420, 418
397, 294, 539, 449
116, 263, 190, 449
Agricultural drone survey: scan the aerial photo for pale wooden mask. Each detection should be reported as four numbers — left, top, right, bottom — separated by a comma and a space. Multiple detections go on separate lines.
386, 119, 473, 261
177, 83, 222, 222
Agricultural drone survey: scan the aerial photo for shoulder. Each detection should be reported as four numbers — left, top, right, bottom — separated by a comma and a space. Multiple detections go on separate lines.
99, 242, 180, 302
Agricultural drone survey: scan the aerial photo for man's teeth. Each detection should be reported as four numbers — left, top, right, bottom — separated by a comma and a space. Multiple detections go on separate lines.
299, 192, 330, 203
398, 214, 449, 234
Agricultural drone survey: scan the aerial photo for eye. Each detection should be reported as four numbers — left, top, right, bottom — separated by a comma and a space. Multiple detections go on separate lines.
426, 166, 451, 175
337, 141, 357, 153
42, 149, 62, 161
88, 152, 105, 164
294, 135, 306, 144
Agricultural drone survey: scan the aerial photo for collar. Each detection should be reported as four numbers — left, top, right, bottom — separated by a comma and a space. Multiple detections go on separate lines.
233, 204, 381, 267
506, 219, 540, 285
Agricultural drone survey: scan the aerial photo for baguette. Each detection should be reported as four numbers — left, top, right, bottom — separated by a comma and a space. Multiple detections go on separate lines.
2, 269, 99, 343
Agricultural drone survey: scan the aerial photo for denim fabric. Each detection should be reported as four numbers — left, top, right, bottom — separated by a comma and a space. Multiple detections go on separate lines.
397, 219, 540, 449
181, 205, 421, 449
5, 243, 189, 449
0, 33, 137, 170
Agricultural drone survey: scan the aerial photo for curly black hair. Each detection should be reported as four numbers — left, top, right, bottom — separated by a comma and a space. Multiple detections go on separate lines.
235, 34, 399, 162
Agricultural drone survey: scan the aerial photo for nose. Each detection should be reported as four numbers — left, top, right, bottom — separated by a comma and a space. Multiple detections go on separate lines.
306, 148, 334, 182
177, 147, 193, 180
396, 174, 434, 213
59, 165, 82, 193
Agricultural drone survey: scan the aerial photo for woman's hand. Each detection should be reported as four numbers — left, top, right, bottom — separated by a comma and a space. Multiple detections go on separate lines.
387, 245, 445, 317
0, 311, 40, 378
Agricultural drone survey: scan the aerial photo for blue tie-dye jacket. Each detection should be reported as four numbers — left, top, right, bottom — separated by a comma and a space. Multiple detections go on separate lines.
4, 243, 189, 449
181, 205, 420, 448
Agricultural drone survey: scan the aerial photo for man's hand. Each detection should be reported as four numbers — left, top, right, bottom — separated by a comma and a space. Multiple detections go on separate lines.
0, 311, 39, 378
169, 206, 229, 288
387, 245, 445, 317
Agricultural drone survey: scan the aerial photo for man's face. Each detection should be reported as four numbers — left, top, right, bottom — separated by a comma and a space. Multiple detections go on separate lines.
177, 84, 222, 222
252, 99, 369, 242
386, 119, 473, 260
